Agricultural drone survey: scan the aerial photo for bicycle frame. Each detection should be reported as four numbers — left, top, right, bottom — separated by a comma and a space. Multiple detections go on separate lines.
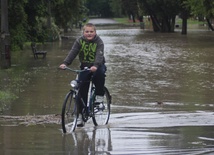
66, 67, 95, 121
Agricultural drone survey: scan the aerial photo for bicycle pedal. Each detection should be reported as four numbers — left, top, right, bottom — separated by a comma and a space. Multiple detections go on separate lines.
98, 104, 105, 110
88, 112, 93, 117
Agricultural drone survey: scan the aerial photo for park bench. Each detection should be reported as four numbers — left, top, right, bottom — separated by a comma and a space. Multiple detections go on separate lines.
31, 42, 47, 59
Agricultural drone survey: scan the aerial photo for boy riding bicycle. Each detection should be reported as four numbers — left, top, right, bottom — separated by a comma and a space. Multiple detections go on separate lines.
59, 23, 106, 127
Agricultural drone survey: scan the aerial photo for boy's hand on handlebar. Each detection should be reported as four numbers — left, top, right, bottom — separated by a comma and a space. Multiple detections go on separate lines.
59, 64, 97, 72
59, 64, 67, 70
90, 66, 97, 72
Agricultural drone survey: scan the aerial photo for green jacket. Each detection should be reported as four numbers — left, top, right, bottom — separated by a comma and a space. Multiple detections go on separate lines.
63, 35, 105, 68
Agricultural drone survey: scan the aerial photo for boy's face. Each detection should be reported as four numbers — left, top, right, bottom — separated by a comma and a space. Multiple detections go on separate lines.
83, 26, 96, 41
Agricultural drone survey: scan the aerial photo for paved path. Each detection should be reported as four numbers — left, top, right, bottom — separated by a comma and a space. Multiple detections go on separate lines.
88, 18, 119, 24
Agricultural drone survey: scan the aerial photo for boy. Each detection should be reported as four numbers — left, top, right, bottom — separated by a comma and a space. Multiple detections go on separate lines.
59, 23, 106, 127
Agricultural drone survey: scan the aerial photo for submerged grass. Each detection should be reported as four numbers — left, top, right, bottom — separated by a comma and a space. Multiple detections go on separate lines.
0, 91, 17, 101
0, 50, 31, 112
0, 67, 30, 102
0, 90, 18, 113
114, 17, 205, 26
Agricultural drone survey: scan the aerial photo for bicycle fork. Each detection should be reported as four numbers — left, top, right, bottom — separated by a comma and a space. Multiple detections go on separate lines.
87, 81, 94, 116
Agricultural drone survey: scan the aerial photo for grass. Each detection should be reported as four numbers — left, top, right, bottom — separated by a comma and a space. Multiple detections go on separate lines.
113, 18, 131, 24
176, 18, 205, 25
114, 17, 205, 25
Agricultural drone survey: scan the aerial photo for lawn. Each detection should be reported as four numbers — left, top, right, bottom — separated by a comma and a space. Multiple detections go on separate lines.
114, 17, 205, 25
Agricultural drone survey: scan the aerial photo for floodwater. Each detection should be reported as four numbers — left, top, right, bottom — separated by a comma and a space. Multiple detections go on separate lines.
1, 19, 214, 154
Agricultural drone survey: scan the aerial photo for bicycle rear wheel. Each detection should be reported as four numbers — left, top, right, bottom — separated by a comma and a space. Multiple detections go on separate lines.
92, 87, 111, 126
61, 91, 79, 133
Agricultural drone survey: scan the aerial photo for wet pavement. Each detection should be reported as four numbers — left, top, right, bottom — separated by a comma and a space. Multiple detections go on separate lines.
0, 18, 214, 155
88, 18, 119, 24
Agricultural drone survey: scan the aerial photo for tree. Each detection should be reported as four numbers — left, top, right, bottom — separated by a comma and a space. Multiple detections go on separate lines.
53, 0, 87, 32
180, 1, 190, 35
8, 0, 28, 50
184, 0, 214, 31
25, 0, 60, 42
5, 0, 88, 50
121, 0, 139, 22
109, 0, 123, 17
1, 0, 11, 68
86, 0, 113, 17
138, 0, 183, 32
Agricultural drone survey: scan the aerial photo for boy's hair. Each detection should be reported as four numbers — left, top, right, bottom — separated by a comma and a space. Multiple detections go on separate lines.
83, 23, 96, 32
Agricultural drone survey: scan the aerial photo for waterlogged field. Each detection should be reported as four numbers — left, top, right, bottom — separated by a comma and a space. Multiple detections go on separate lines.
1, 19, 214, 154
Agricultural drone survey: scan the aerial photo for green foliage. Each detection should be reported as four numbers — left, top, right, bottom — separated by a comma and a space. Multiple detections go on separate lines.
121, 0, 138, 17
5, 0, 67, 50
184, 0, 214, 18
10, 24, 27, 51
25, 0, 50, 42
53, 0, 87, 31
136, 0, 185, 32
8, 0, 28, 50
138, 0, 182, 18
86, 0, 113, 17
109, 0, 123, 17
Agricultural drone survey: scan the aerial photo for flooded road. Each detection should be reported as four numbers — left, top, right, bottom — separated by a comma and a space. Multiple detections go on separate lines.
1, 19, 214, 154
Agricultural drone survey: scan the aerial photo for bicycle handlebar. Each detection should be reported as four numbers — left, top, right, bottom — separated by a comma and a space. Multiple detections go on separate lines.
64, 66, 90, 73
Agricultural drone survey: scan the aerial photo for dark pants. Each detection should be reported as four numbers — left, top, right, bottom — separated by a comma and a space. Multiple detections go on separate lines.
77, 64, 106, 112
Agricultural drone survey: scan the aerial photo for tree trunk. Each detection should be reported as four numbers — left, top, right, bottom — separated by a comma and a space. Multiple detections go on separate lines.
181, 17, 187, 35
206, 18, 214, 31
161, 18, 171, 32
150, 15, 161, 32
1, 0, 11, 69
141, 0, 161, 32
181, 9, 188, 35
171, 16, 176, 32
132, 14, 136, 23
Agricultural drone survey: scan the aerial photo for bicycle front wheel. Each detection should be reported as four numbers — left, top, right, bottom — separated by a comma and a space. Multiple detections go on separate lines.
61, 91, 79, 133
92, 87, 111, 126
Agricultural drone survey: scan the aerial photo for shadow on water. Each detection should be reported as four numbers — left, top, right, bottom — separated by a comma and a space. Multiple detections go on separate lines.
1, 24, 214, 154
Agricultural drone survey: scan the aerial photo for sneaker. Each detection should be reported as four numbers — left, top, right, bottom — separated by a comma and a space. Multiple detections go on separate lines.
95, 95, 105, 110
77, 114, 84, 127
95, 95, 104, 104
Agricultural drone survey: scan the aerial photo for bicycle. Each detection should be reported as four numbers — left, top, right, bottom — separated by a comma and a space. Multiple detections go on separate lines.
61, 67, 111, 133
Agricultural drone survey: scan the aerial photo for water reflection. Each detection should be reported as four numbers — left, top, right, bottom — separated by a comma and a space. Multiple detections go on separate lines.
62, 127, 112, 155
60, 109, 212, 154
